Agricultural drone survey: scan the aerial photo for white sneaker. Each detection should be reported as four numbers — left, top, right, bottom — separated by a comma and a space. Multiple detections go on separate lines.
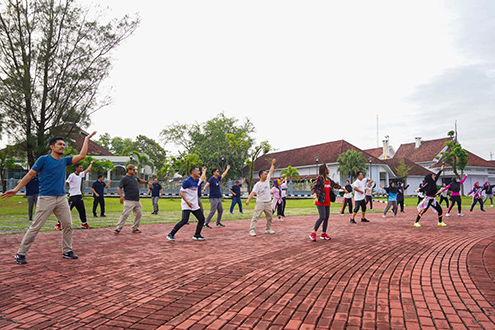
491, 205, 494, 207
265, 229, 275, 234
445, 213, 450, 217
249, 229, 256, 236
458, 213, 464, 217
382, 215, 386, 218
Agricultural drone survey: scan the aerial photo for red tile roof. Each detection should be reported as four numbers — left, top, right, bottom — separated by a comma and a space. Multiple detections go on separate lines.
430, 150, 494, 168
74, 137, 114, 156
364, 147, 384, 159
252, 140, 383, 172
382, 158, 433, 177
394, 138, 451, 163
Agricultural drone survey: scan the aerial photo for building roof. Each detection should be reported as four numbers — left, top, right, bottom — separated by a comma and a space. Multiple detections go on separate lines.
394, 137, 451, 163
430, 150, 495, 168
251, 140, 383, 172
364, 147, 383, 159
382, 158, 434, 177
74, 130, 114, 156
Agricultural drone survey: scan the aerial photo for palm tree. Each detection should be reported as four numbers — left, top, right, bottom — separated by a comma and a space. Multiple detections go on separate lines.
337, 150, 368, 182
281, 166, 300, 181
126, 151, 151, 178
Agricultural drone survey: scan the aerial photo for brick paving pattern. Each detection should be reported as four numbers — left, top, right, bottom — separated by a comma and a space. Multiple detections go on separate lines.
1, 205, 495, 329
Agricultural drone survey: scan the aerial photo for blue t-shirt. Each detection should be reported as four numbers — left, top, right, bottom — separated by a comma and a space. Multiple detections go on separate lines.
208, 176, 222, 199
92, 180, 106, 197
32, 155, 73, 196
149, 183, 162, 197
231, 184, 241, 197
25, 176, 39, 196
385, 187, 398, 202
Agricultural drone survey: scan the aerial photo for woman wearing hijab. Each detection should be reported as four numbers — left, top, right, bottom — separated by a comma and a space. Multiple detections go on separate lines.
468, 181, 488, 212
380, 182, 398, 218
483, 181, 494, 207
414, 165, 446, 227
365, 181, 376, 210
270, 179, 285, 219
396, 181, 409, 213
439, 174, 467, 217
340, 180, 353, 215
310, 164, 343, 241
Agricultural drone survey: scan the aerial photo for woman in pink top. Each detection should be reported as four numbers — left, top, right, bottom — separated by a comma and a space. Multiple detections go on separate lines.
271, 179, 285, 220
468, 181, 487, 212
439, 174, 467, 217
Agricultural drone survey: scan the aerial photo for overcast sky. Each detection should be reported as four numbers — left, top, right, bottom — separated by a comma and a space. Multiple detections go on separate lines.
3, 1, 495, 160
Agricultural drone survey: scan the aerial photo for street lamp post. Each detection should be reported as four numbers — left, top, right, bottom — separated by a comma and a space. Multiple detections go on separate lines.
315, 156, 319, 177
368, 156, 373, 181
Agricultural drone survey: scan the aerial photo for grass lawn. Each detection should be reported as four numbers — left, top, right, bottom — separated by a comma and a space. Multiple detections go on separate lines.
0, 196, 477, 235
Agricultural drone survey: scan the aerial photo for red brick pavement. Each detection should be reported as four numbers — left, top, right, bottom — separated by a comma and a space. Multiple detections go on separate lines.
1, 205, 495, 329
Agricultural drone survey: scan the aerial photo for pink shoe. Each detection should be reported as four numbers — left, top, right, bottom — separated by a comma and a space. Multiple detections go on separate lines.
320, 233, 331, 240
309, 232, 316, 241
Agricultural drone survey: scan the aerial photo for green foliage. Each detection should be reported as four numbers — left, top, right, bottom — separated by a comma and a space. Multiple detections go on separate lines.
161, 113, 256, 179
125, 151, 151, 177
96, 133, 112, 151
441, 135, 469, 180
246, 141, 272, 192
395, 158, 412, 177
337, 150, 368, 182
121, 135, 167, 171
0, 1, 140, 166
170, 153, 202, 177
281, 166, 300, 181
0, 146, 17, 192
111, 137, 133, 155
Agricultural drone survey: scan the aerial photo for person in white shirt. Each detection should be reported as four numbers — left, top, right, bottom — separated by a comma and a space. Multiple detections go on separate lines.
56, 161, 94, 230
246, 159, 276, 236
350, 171, 373, 224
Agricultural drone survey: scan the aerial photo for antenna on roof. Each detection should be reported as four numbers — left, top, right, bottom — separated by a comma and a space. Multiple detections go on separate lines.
454, 120, 458, 143
376, 115, 379, 148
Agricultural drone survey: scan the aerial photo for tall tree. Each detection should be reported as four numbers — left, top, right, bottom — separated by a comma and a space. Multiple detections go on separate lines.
280, 166, 300, 181
395, 158, 412, 178
440, 130, 469, 194
246, 140, 271, 192
121, 135, 167, 171
337, 149, 368, 182
0, 0, 139, 166
161, 113, 255, 179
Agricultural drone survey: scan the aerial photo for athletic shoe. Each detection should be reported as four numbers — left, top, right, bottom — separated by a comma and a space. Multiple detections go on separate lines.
132, 228, 141, 233
445, 213, 450, 217
309, 232, 317, 241
15, 254, 27, 264
370, 209, 374, 211
204, 224, 212, 229
100, 215, 106, 217
55, 222, 62, 231
229, 212, 233, 214
340, 213, 345, 216
216, 223, 225, 227
350, 218, 357, 224
491, 205, 494, 207
81, 223, 91, 229
93, 214, 98, 217
113, 229, 120, 235
249, 229, 256, 236
62, 251, 78, 259
458, 213, 464, 217
414, 222, 421, 227
438, 222, 447, 227
481, 210, 486, 212
192, 235, 206, 240
166, 234, 175, 241
320, 233, 331, 240
265, 229, 275, 234
240, 212, 244, 214
361, 218, 370, 223
382, 214, 386, 218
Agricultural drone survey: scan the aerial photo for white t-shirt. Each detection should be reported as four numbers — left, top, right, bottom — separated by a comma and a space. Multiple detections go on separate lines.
252, 174, 272, 203
352, 178, 367, 201
66, 172, 85, 196
180, 176, 201, 211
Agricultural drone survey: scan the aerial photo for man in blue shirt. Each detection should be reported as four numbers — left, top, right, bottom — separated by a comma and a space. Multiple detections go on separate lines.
203, 165, 230, 228
91, 174, 111, 217
2, 131, 96, 264
24, 176, 39, 221
229, 177, 246, 214
146, 178, 163, 214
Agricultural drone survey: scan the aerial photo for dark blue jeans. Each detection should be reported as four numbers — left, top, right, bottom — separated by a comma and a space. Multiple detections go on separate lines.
230, 197, 243, 213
